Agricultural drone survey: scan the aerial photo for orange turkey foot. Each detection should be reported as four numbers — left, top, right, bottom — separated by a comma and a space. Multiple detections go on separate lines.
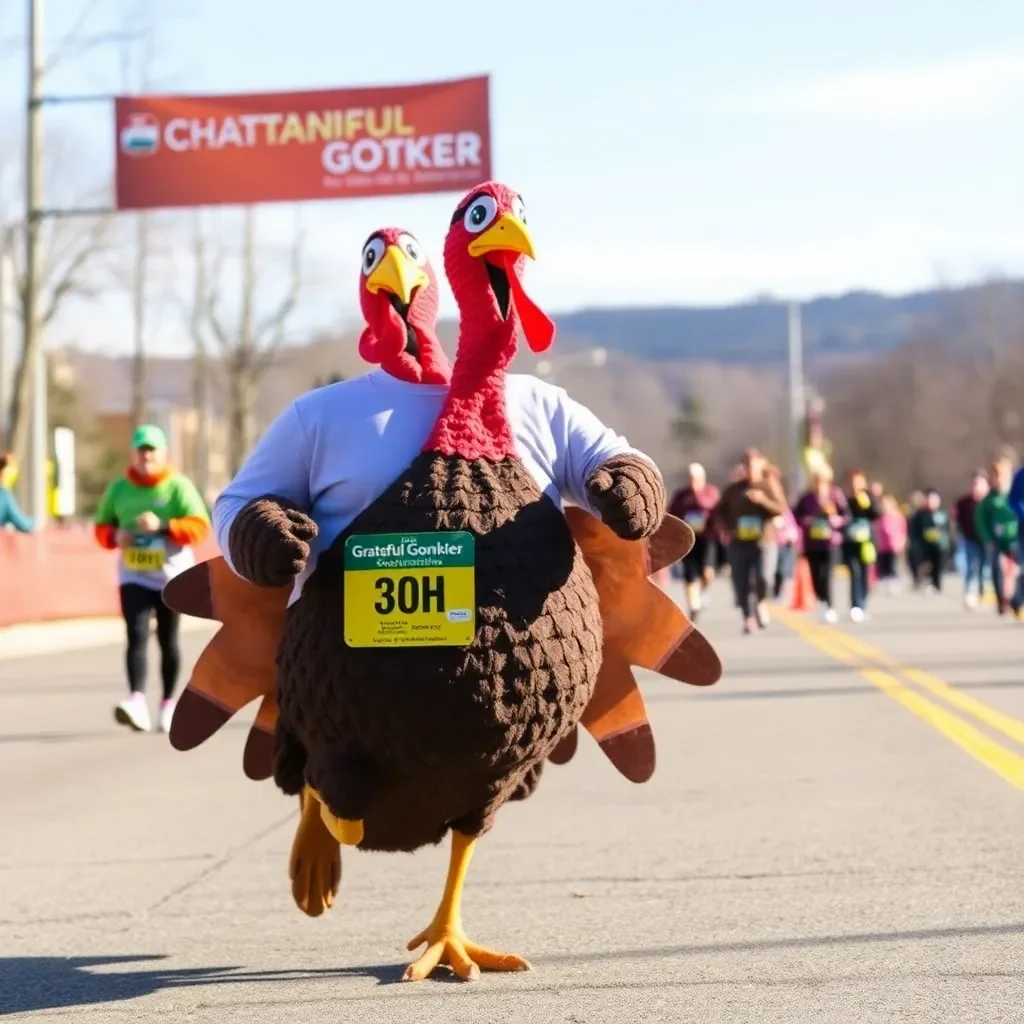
403, 923, 530, 982
401, 831, 530, 982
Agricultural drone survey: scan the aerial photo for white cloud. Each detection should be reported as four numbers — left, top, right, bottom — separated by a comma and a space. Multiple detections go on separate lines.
724, 47, 1024, 125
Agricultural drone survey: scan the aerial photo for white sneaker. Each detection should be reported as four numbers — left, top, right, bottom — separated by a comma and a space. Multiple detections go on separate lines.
850, 607, 865, 623
756, 604, 771, 629
822, 606, 838, 624
964, 592, 978, 610
114, 693, 151, 732
157, 699, 176, 733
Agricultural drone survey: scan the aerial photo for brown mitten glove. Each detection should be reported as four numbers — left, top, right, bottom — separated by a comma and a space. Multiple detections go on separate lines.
228, 496, 318, 587
586, 454, 667, 541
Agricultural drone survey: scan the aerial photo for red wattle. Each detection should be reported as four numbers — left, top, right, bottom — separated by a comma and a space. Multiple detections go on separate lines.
501, 252, 555, 353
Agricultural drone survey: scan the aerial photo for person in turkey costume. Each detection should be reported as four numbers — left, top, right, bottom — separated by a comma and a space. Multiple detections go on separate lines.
166, 186, 721, 981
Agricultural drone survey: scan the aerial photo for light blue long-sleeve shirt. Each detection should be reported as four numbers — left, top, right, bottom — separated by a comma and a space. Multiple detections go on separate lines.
214, 370, 653, 604
0, 486, 34, 533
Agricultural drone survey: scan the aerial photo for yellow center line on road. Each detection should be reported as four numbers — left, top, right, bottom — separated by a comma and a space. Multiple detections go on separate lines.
820, 628, 1024, 748
771, 606, 1024, 792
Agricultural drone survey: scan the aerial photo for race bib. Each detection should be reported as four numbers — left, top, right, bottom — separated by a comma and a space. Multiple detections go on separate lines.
736, 516, 762, 542
684, 511, 706, 533
122, 535, 166, 572
994, 523, 1006, 537
343, 531, 475, 648
923, 527, 941, 544
809, 518, 832, 541
847, 521, 871, 543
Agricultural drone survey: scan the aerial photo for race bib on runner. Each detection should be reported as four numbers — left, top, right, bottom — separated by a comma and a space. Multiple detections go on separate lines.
122, 535, 166, 572
847, 521, 871, 543
923, 527, 941, 544
684, 511, 706, 533
343, 531, 475, 648
736, 516, 762, 542
809, 518, 832, 541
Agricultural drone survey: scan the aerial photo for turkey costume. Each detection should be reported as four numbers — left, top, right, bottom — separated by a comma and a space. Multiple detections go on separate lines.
164, 186, 721, 981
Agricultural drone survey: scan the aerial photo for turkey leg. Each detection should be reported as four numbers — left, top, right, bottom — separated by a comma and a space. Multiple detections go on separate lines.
402, 831, 531, 982
289, 786, 341, 917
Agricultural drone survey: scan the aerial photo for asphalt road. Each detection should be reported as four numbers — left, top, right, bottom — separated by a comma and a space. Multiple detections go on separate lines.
2, 580, 1022, 1022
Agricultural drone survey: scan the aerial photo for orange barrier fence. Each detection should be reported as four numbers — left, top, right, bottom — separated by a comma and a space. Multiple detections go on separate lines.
0, 527, 219, 628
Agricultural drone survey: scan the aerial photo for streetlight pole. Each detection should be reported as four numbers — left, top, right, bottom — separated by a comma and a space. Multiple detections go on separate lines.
0, 234, 14, 447
786, 302, 805, 498
25, 0, 48, 524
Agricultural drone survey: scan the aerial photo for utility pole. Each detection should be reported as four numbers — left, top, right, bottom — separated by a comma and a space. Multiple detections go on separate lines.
0, 236, 14, 447
787, 302, 805, 498
131, 212, 148, 424
121, 36, 148, 426
25, 0, 48, 524
190, 213, 210, 499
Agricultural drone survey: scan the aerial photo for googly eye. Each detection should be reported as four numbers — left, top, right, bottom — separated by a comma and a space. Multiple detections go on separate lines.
361, 236, 385, 274
398, 232, 426, 265
463, 194, 498, 234
512, 195, 526, 224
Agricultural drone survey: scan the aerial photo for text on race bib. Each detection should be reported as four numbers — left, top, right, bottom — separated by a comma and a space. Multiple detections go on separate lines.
122, 535, 166, 572
343, 531, 475, 648
736, 516, 762, 542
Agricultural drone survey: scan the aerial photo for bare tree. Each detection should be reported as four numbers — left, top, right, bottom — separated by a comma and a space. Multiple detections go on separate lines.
0, 161, 114, 460
203, 206, 303, 474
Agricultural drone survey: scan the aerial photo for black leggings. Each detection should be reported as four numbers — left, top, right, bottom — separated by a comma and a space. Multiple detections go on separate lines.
119, 583, 181, 700
805, 549, 834, 605
919, 544, 943, 591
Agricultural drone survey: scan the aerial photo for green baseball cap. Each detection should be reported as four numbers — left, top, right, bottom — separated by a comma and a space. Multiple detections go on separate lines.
131, 424, 167, 450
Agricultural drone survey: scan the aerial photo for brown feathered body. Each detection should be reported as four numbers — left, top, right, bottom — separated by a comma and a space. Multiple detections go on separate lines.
273, 451, 602, 853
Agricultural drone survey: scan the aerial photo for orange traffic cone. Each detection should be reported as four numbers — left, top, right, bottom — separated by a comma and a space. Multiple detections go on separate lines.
790, 556, 814, 612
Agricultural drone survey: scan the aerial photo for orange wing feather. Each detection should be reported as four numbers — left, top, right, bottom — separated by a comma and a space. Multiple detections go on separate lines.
552, 509, 723, 780
164, 558, 289, 762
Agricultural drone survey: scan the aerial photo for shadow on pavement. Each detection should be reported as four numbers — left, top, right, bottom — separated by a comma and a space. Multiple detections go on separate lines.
5, 922, 1022, 1013
0, 954, 403, 1014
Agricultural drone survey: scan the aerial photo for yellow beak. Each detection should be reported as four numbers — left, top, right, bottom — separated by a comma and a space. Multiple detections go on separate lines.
365, 245, 429, 306
467, 213, 536, 261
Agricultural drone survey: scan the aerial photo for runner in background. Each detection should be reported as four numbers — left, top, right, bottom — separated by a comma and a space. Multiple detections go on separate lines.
793, 465, 848, 623
875, 494, 907, 592
975, 457, 1019, 617
773, 502, 800, 600
1007, 458, 1024, 618
954, 470, 989, 608
94, 426, 211, 733
667, 463, 720, 623
908, 488, 950, 594
906, 490, 926, 587
842, 469, 881, 622
0, 453, 35, 532
717, 448, 788, 634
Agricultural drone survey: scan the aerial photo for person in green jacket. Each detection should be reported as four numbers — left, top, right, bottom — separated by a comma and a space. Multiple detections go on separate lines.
975, 457, 1020, 616
94, 425, 211, 733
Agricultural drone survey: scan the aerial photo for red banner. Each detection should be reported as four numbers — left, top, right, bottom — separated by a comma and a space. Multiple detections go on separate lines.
115, 75, 492, 210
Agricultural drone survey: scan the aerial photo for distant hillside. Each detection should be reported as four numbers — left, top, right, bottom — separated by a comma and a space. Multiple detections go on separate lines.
542, 282, 1020, 364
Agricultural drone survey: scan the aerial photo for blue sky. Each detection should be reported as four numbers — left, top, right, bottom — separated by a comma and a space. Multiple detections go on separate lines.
2, 0, 1024, 354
